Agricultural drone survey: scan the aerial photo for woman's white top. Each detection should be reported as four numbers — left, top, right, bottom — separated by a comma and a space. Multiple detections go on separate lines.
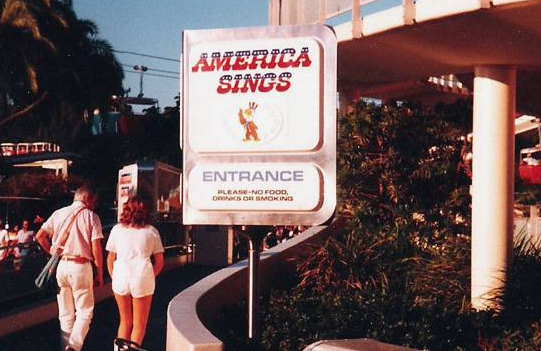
106, 224, 164, 279
0, 229, 8, 254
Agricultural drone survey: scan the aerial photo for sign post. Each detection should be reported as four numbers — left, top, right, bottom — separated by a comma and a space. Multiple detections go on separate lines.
243, 226, 267, 340
182, 24, 337, 341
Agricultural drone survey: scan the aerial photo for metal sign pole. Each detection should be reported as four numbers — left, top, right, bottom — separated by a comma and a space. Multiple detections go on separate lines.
247, 234, 260, 340
244, 227, 267, 341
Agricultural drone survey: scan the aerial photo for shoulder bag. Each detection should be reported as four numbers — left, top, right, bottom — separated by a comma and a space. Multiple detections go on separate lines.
35, 206, 86, 293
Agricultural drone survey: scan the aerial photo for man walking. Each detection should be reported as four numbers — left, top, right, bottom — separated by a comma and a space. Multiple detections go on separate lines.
13, 219, 34, 272
36, 186, 104, 351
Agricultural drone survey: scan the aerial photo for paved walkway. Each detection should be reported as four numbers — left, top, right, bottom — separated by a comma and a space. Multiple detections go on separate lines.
0, 264, 219, 351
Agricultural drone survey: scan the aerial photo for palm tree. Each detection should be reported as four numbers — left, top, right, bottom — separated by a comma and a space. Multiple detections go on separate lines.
37, 0, 124, 110
0, 0, 124, 145
0, 0, 55, 125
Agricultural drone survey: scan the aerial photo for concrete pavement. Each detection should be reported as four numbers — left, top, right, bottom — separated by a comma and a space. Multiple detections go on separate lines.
0, 264, 219, 351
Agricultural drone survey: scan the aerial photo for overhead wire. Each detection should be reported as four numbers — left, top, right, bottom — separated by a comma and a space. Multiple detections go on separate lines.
124, 70, 179, 80
113, 49, 180, 63
120, 63, 179, 75
114, 50, 180, 103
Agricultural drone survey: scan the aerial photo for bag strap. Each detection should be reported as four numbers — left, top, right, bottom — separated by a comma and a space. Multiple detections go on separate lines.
51, 206, 86, 254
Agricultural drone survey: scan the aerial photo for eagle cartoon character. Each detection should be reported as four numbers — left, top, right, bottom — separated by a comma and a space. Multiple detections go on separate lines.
238, 102, 260, 141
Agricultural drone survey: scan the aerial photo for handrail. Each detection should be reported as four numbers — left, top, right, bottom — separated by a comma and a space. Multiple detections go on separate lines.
0, 241, 190, 254
327, 0, 383, 19
0, 241, 39, 252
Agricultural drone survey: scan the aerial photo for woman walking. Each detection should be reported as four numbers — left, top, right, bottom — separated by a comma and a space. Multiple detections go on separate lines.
106, 196, 164, 349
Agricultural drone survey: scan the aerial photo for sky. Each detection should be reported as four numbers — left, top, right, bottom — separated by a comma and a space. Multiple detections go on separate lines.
73, 0, 271, 109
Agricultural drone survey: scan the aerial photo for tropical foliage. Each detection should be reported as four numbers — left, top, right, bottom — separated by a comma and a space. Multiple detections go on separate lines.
0, 171, 84, 197
77, 95, 181, 191
253, 100, 475, 351
218, 101, 541, 351
0, 0, 123, 146
0, 171, 87, 224
337, 100, 471, 238
119, 95, 181, 167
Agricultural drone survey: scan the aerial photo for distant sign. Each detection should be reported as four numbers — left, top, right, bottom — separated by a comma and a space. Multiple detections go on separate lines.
182, 25, 336, 225
117, 164, 138, 221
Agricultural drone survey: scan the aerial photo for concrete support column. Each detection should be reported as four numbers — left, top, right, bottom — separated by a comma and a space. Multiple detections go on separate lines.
471, 65, 516, 310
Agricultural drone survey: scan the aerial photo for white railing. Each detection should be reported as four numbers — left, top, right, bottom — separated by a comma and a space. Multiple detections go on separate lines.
515, 205, 541, 249
427, 74, 471, 96
269, 0, 518, 38
270, 0, 413, 35
0, 142, 60, 157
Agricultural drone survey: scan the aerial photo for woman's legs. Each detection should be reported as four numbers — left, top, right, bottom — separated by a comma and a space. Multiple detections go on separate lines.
114, 293, 133, 340
131, 295, 153, 345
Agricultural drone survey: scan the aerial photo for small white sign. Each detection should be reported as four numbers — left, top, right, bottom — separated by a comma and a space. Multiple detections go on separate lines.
188, 163, 321, 211
117, 164, 138, 221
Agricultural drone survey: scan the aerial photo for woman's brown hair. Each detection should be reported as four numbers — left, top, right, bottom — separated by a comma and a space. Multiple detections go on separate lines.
119, 196, 149, 227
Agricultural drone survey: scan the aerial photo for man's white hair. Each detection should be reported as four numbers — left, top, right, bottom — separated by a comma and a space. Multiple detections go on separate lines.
74, 185, 96, 202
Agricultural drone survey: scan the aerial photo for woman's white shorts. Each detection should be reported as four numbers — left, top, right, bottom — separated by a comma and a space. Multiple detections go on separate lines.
112, 261, 155, 298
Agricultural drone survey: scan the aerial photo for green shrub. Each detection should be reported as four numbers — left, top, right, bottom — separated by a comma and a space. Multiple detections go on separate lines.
221, 101, 541, 351
258, 221, 482, 351
0, 172, 86, 198
257, 226, 541, 351
494, 232, 541, 329
408, 234, 471, 314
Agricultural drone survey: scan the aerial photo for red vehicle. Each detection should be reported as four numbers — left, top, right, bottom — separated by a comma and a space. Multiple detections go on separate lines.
15, 143, 30, 155
519, 146, 541, 185
517, 116, 541, 185
1, 143, 16, 156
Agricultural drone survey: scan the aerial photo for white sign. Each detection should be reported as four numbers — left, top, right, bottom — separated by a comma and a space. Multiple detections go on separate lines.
188, 163, 321, 211
182, 25, 336, 225
188, 38, 321, 152
117, 164, 138, 221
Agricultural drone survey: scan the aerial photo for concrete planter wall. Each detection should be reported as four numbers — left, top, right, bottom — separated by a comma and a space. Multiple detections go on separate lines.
166, 220, 342, 351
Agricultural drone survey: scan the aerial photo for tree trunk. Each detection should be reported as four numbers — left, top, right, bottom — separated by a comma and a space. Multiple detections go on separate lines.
0, 91, 49, 130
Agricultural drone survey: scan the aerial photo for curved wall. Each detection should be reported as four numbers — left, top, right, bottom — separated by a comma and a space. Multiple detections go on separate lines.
166, 222, 341, 351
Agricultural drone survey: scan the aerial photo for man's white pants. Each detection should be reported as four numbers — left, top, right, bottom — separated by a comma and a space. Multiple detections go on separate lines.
56, 260, 94, 351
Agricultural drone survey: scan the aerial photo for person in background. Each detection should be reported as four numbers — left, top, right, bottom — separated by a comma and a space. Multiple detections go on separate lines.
8, 224, 18, 243
6, 223, 19, 262
524, 152, 539, 166
34, 214, 45, 230
276, 226, 286, 243
32, 215, 45, 256
13, 219, 34, 272
232, 226, 248, 261
106, 196, 164, 350
263, 226, 279, 250
36, 185, 104, 351
0, 220, 8, 265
